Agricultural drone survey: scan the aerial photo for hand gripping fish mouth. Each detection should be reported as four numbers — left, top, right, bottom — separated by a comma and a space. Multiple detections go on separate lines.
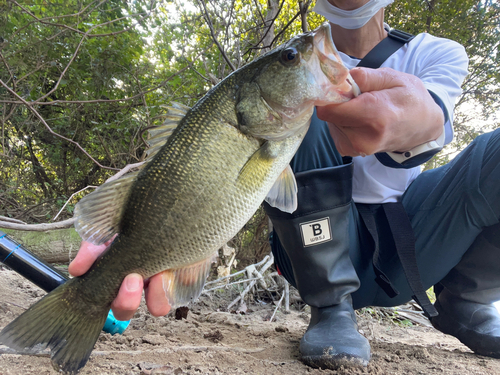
311, 23, 360, 101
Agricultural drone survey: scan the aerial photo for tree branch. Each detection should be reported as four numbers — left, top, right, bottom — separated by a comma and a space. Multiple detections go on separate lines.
52, 186, 97, 222
198, 0, 236, 72
298, 1, 311, 33
0, 58, 204, 106
0, 218, 75, 231
11, 0, 152, 39
243, 0, 286, 55
0, 79, 119, 171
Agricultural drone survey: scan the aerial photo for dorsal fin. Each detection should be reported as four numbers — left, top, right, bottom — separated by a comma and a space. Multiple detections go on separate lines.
145, 102, 190, 161
74, 170, 140, 245
74, 102, 190, 245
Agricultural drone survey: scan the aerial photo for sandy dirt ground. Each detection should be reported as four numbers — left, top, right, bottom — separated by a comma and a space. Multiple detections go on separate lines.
1, 267, 500, 375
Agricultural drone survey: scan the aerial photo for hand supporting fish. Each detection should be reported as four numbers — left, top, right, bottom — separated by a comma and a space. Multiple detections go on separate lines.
0, 23, 359, 375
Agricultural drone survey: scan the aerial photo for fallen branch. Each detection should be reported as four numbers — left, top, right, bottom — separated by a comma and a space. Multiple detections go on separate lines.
0, 216, 27, 225
204, 255, 270, 286
227, 253, 274, 311
203, 277, 263, 293
0, 218, 75, 231
0, 162, 145, 232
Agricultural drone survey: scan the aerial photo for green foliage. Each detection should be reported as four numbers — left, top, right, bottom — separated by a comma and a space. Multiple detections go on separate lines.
0, 0, 159, 220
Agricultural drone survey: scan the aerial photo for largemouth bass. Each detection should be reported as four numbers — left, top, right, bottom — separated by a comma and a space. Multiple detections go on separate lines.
0, 23, 358, 374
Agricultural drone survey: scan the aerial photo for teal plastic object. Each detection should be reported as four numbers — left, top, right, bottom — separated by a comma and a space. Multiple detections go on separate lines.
103, 310, 130, 335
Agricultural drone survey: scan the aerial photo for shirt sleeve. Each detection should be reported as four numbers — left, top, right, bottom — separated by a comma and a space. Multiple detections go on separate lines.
413, 34, 469, 145
376, 33, 469, 168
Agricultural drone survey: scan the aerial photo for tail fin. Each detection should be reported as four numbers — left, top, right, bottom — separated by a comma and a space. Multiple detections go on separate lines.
0, 278, 108, 374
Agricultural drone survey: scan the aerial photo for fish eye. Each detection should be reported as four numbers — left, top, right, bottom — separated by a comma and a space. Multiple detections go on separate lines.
279, 47, 299, 66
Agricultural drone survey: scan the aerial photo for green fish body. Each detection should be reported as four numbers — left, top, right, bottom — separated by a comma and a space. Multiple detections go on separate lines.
0, 23, 358, 374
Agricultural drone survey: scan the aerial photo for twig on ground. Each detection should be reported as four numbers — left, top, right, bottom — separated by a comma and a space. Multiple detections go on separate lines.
1, 301, 28, 310
227, 253, 274, 311
269, 291, 285, 322
89, 346, 266, 356
284, 279, 290, 313
203, 277, 263, 293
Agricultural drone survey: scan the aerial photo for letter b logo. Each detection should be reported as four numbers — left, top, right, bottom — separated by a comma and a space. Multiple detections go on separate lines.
300, 218, 332, 247
311, 224, 322, 236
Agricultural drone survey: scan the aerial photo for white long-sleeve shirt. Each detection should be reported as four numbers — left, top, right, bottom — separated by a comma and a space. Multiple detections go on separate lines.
340, 31, 468, 203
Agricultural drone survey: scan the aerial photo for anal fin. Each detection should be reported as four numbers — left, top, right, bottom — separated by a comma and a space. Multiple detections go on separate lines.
161, 254, 216, 308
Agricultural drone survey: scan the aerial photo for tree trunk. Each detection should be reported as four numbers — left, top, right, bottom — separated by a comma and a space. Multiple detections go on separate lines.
261, 0, 280, 52
2, 228, 81, 264
425, 0, 438, 33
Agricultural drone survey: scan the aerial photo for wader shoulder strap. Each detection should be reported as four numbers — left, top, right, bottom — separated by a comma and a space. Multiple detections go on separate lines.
383, 203, 438, 317
356, 204, 400, 299
357, 29, 415, 69
358, 203, 438, 318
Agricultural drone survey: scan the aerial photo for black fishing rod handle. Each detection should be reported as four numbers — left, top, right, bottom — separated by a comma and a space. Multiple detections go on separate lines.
0, 230, 68, 292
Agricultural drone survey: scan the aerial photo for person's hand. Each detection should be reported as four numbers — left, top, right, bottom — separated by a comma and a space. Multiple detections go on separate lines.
317, 67, 445, 157
68, 240, 171, 321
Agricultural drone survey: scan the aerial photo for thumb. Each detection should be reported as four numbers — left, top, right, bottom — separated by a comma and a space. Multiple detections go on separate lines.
350, 67, 401, 93
110, 273, 144, 321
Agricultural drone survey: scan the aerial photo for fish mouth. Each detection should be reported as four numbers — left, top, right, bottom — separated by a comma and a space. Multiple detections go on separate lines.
311, 23, 360, 101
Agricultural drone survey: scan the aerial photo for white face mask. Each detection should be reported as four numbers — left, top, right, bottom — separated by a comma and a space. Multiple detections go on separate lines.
313, 0, 394, 29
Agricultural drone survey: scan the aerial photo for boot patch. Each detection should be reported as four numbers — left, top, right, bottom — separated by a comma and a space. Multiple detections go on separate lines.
299, 218, 332, 247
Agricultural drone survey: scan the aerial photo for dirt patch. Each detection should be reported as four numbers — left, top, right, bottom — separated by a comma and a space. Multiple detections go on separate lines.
1, 267, 499, 375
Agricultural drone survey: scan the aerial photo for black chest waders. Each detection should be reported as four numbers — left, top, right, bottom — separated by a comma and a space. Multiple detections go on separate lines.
263, 29, 441, 369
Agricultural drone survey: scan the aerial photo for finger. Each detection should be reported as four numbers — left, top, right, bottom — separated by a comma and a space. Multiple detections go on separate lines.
68, 241, 108, 277
317, 90, 383, 127
350, 67, 401, 93
327, 123, 357, 157
145, 273, 171, 317
110, 273, 144, 321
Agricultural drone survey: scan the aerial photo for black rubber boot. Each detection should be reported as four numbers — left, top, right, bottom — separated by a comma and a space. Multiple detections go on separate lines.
432, 223, 500, 358
301, 297, 370, 368
264, 163, 370, 369
432, 289, 500, 358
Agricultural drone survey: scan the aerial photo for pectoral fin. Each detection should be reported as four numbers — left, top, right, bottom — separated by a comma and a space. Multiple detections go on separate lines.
265, 164, 298, 213
236, 140, 281, 187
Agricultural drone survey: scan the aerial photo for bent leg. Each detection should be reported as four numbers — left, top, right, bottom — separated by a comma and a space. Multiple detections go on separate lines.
365, 130, 500, 307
